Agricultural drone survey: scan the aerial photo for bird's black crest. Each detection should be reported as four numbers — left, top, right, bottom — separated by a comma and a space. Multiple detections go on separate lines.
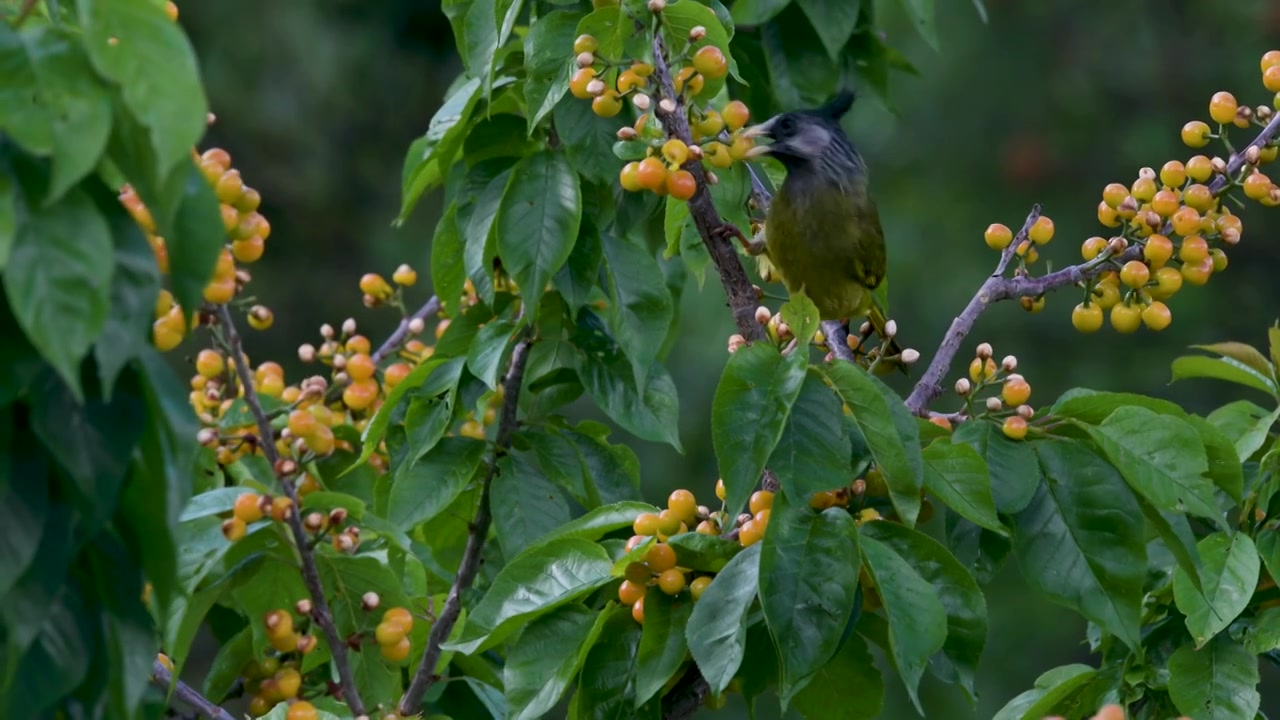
817, 89, 856, 120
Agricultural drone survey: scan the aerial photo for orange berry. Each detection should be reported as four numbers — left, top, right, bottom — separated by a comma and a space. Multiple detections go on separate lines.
666, 169, 696, 200
1181, 256, 1214, 286
1170, 206, 1201, 236
1002, 416, 1028, 440
633, 512, 661, 536
748, 490, 774, 514
1266, 66, 1280, 93
1097, 200, 1121, 228
1150, 189, 1179, 218
271, 496, 294, 522
1130, 176, 1157, 203
342, 378, 379, 412
287, 701, 318, 720
1141, 301, 1172, 331
234, 492, 264, 523
381, 636, 411, 662
1208, 91, 1238, 125
619, 162, 643, 192
722, 100, 750, 131
222, 517, 247, 542
616, 69, 646, 93
646, 543, 677, 572
1159, 160, 1187, 187
1081, 236, 1108, 260
674, 66, 703, 95
636, 157, 667, 191
657, 569, 686, 595
1001, 377, 1031, 407
359, 273, 391, 299
592, 90, 623, 118
375, 621, 406, 646
692, 46, 728, 80
1150, 266, 1183, 300
569, 67, 597, 99
232, 236, 265, 263
384, 362, 411, 389
215, 170, 244, 204
739, 519, 763, 546
383, 607, 414, 632
1179, 235, 1209, 263
203, 277, 236, 305
695, 520, 718, 534
631, 595, 645, 624
1101, 183, 1128, 209
668, 489, 698, 524
619, 579, 646, 605
346, 353, 376, 382
1243, 171, 1272, 201
1182, 183, 1214, 212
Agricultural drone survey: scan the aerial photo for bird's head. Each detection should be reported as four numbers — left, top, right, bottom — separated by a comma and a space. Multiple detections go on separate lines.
740, 90, 865, 179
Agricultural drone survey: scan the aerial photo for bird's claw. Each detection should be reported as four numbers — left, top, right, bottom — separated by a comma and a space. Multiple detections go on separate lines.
711, 222, 749, 250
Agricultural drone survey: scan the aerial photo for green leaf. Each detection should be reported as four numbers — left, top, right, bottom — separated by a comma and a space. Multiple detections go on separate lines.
530, 502, 659, 551
1167, 635, 1261, 720
0, 436, 49, 599
230, 556, 312, 660
1172, 532, 1260, 648
768, 368, 853, 502
93, 184, 161, 397
4, 186, 112, 399
1207, 400, 1279, 463
1135, 494, 1203, 595
492, 451, 573, 558
444, 537, 614, 655
712, 342, 805, 515
686, 543, 761, 694
661, 0, 741, 98
504, 604, 600, 720
316, 554, 413, 643
523, 10, 583, 135
1015, 441, 1144, 651
496, 150, 582, 304
951, 421, 1039, 514
789, 633, 882, 719
992, 664, 1099, 720
398, 77, 484, 224
0, 24, 54, 154
1271, 325, 1280, 377
21, 26, 113, 202
731, 0, 792, 25
564, 424, 644, 505
1187, 415, 1245, 502
554, 217, 603, 313
823, 362, 924, 526
1049, 388, 1186, 424
1192, 341, 1275, 378
859, 531, 947, 712
898, 0, 940, 52
0, 170, 13, 269
431, 203, 466, 312
553, 93, 622, 186
79, 0, 208, 179
862, 522, 987, 699
1242, 606, 1280, 654
202, 626, 253, 702
163, 160, 226, 321
387, 436, 487, 531
1171, 354, 1277, 398
761, 5, 841, 110
461, 0, 500, 83
795, 0, 860, 59
1262, 530, 1280, 592
664, 531, 743, 573
357, 356, 464, 467
1086, 406, 1218, 520
466, 318, 517, 390
572, 312, 683, 450
573, 604, 643, 719
601, 231, 674, 385
758, 490, 860, 702
923, 440, 1004, 536
634, 588, 694, 707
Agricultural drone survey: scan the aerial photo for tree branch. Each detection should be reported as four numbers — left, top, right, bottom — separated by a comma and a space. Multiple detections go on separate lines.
397, 330, 535, 716
651, 32, 765, 343
372, 295, 441, 364
215, 305, 366, 716
151, 660, 235, 720
904, 110, 1280, 416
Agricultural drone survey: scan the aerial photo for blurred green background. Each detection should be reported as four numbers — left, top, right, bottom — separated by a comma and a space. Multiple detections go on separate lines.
176, 0, 1280, 716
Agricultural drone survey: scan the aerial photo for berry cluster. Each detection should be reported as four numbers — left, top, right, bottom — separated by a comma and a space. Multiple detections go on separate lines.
725, 304, 920, 376
944, 343, 1036, 440
127, 143, 275, 352
568, 15, 754, 204
373, 606, 416, 663
222, 487, 357, 552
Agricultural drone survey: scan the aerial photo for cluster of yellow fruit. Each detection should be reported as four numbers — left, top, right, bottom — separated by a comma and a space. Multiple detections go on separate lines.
946, 343, 1036, 440
372, 606, 416, 663
238, 609, 320, 717
568, 21, 756, 201
222, 489, 358, 549
618, 490, 714, 624
127, 144, 275, 352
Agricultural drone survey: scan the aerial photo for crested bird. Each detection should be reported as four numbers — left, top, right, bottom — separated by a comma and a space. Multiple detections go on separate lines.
723, 90, 905, 370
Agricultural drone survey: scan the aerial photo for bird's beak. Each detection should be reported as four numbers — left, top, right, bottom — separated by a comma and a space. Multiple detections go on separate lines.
740, 119, 775, 158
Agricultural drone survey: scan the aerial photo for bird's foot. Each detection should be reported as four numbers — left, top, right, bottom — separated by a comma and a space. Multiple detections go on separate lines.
712, 222, 765, 256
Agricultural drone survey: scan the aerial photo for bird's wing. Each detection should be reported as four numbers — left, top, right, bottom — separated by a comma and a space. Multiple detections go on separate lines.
843, 191, 887, 291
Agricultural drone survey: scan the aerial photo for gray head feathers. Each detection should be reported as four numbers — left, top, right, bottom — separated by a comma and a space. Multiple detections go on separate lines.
743, 89, 866, 185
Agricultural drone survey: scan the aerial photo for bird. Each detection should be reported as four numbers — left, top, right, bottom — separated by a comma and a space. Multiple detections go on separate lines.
719, 90, 905, 370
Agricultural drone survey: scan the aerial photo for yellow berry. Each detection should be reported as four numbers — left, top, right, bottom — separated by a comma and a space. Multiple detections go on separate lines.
618, 580, 646, 605
1143, 234, 1173, 267
668, 489, 698, 524
1181, 121, 1211, 148
1001, 416, 1028, 441
375, 621, 406, 646
1028, 216, 1054, 245
748, 490, 774, 514
1110, 303, 1142, 334
646, 543, 677, 572
1159, 160, 1186, 187
739, 519, 763, 546
1119, 260, 1150, 289
722, 100, 750, 131
380, 636, 411, 662
1080, 236, 1107, 260
1001, 377, 1031, 407
1071, 302, 1103, 333
657, 569, 686, 595
692, 46, 728, 81
984, 223, 1012, 250
1209, 91, 1238, 125
715, 478, 726, 501
662, 139, 689, 166
690, 576, 712, 601
1141, 301, 1172, 331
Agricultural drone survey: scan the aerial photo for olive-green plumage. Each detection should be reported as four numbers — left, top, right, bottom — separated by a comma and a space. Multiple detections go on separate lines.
743, 90, 901, 362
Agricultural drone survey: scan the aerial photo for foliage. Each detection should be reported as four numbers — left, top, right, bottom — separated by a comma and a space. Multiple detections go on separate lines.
4, 1, 1280, 720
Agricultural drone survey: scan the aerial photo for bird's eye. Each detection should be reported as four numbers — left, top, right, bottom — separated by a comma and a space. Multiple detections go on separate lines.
777, 117, 795, 134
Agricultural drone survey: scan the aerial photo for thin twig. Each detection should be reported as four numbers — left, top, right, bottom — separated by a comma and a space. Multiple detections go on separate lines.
651, 32, 765, 343
397, 330, 535, 716
151, 660, 236, 720
215, 305, 366, 716
372, 295, 441, 364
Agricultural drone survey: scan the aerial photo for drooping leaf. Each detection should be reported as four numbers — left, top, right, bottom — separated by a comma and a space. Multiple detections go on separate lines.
951, 420, 1039, 514
601, 230, 674, 386
1191, 341, 1275, 378
4, 186, 112, 399
823, 362, 924, 526
398, 77, 484, 224
388, 436, 487, 531
712, 342, 806, 515
431, 203, 466, 313
0, 24, 54, 154
1172, 532, 1260, 648
862, 522, 987, 699
491, 451, 574, 558
922, 440, 1004, 536
758, 489, 860, 701
665, 532, 743, 573
444, 537, 614, 655
1167, 635, 1261, 720
858, 531, 946, 712
1014, 440, 1144, 651
495, 150, 582, 309
992, 664, 1100, 720
79, 0, 208, 179
768, 368, 854, 502
466, 317, 517, 390
898, 0, 940, 52
1086, 406, 1218, 520
1187, 415, 1245, 502
504, 604, 600, 720
686, 543, 761, 694
572, 604, 643, 719
788, 633, 883, 720
1206, 400, 1279, 463
634, 588, 694, 707
523, 10, 583, 135
92, 184, 161, 398
794, 0, 860, 60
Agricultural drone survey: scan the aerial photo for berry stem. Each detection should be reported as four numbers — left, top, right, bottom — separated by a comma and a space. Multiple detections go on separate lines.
151, 658, 236, 720
397, 328, 535, 716
215, 304, 367, 717
372, 295, 441, 365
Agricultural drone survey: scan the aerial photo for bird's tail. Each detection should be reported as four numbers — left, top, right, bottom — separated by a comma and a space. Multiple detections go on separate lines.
865, 301, 909, 375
